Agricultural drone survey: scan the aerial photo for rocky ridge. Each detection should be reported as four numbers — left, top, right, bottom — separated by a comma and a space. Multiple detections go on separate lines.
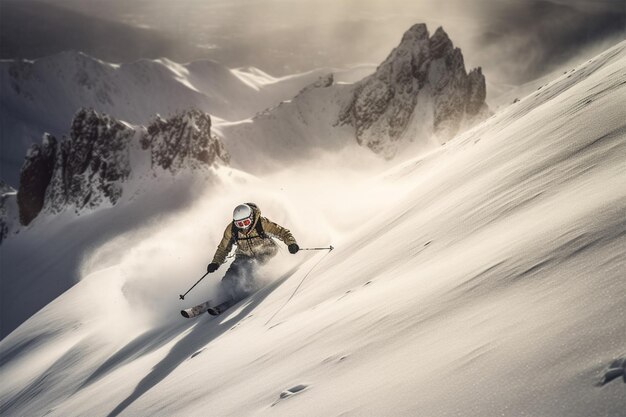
0, 181, 17, 243
13, 108, 228, 227
339, 24, 489, 157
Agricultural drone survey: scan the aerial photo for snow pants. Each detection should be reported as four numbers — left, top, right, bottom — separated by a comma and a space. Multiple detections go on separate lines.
219, 250, 276, 302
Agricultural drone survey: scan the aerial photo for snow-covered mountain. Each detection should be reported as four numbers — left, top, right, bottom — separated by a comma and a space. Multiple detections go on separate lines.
0, 51, 340, 125
219, 24, 489, 171
0, 52, 346, 186
0, 30, 624, 417
13, 108, 228, 227
2, 24, 485, 186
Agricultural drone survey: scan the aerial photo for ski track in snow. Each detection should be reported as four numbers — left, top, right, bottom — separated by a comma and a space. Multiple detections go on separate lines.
1, 42, 626, 417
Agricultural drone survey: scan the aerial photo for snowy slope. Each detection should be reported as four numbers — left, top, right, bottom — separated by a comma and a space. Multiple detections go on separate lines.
1, 41, 625, 417
215, 76, 360, 174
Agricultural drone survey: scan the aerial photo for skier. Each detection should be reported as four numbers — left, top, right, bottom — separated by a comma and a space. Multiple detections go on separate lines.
205, 202, 299, 314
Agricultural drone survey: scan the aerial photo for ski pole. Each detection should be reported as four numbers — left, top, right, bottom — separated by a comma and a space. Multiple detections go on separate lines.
299, 245, 334, 251
179, 271, 210, 300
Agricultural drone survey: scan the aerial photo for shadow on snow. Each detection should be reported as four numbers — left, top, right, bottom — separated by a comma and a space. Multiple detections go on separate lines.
104, 267, 296, 417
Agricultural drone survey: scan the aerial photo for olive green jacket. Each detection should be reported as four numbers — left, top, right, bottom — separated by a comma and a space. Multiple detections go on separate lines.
211, 207, 297, 264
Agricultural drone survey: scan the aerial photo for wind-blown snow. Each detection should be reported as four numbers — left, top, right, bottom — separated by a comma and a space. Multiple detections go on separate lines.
1, 42, 625, 417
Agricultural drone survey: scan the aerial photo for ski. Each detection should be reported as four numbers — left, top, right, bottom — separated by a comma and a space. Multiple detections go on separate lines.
181, 300, 212, 318
207, 298, 238, 316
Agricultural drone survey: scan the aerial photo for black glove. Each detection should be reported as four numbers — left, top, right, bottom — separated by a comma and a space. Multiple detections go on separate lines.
207, 263, 219, 273
288, 243, 300, 254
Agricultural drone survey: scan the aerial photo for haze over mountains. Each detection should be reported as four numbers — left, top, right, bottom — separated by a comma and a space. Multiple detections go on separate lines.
2, 0, 624, 84
0, 0, 201, 63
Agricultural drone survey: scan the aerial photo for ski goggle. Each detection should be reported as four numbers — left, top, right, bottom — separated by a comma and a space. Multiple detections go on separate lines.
234, 217, 252, 228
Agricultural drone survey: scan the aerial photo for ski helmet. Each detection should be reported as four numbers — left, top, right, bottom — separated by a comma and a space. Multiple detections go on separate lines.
233, 203, 253, 229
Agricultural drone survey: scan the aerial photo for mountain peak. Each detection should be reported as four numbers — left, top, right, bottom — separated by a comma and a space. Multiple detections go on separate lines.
339, 23, 489, 157
143, 109, 229, 171
429, 26, 455, 58
401, 23, 430, 43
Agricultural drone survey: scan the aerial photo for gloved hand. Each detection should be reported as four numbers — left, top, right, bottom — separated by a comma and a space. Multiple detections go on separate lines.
288, 243, 300, 254
207, 263, 219, 273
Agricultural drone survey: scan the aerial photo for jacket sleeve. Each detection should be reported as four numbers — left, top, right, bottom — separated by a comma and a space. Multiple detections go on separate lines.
212, 223, 234, 264
261, 217, 297, 246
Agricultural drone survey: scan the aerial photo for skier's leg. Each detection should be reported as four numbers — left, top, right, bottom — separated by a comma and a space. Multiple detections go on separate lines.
209, 248, 279, 316
235, 244, 278, 294
219, 256, 257, 302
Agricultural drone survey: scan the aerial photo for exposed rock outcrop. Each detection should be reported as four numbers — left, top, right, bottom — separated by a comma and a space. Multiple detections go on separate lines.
16, 108, 228, 226
297, 73, 334, 96
142, 109, 229, 172
43, 110, 135, 217
339, 24, 489, 157
16, 134, 58, 225
0, 181, 17, 243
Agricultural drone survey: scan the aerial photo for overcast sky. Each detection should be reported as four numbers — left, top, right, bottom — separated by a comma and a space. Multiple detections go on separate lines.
2, 0, 625, 85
